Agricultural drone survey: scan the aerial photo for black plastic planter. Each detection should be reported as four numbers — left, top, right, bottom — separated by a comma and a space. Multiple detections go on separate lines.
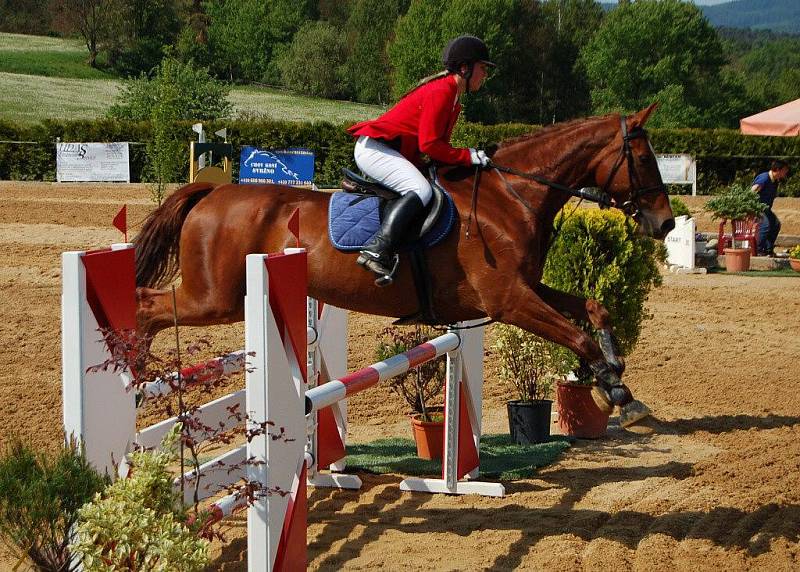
507, 399, 552, 445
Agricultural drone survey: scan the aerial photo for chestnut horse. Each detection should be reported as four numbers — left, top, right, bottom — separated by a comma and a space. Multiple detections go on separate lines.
135, 105, 673, 426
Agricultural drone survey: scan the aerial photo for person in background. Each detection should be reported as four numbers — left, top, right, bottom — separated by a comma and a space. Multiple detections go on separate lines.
751, 159, 790, 257
346, 35, 495, 286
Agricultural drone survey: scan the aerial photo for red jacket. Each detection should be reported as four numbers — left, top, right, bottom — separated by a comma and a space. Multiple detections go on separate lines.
347, 74, 471, 168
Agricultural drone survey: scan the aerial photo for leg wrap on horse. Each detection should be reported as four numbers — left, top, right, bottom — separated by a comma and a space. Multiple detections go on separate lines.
597, 329, 625, 375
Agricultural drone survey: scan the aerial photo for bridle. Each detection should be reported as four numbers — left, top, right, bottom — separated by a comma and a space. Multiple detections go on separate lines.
487, 115, 668, 219
599, 116, 669, 219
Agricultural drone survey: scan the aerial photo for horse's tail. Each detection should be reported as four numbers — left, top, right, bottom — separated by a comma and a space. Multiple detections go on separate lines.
135, 182, 216, 288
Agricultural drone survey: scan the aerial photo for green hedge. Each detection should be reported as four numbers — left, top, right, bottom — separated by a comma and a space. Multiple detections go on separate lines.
1, 118, 798, 194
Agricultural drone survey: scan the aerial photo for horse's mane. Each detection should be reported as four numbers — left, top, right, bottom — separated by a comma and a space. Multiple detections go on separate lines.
497, 114, 614, 151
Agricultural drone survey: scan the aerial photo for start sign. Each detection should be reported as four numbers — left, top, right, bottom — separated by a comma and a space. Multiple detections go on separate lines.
238, 147, 315, 186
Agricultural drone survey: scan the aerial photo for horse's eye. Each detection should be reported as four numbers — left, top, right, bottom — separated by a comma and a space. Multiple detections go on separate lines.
638, 154, 651, 163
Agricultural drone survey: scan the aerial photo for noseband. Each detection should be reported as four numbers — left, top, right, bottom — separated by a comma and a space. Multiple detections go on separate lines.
601, 117, 668, 218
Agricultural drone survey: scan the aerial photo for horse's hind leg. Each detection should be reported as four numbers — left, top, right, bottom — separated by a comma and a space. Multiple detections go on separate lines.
136, 284, 243, 338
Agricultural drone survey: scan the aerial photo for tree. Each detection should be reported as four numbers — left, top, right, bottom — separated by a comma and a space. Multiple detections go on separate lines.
387, 0, 448, 100
55, 0, 113, 67
342, 0, 408, 104
278, 21, 350, 99
736, 37, 800, 112
388, 0, 549, 123
103, 0, 182, 76
578, 0, 740, 128
538, 0, 604, 122
205, 0, 314, 83
0, 0, 51, 34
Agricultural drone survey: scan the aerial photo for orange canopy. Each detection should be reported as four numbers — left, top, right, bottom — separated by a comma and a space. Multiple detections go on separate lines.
740, 98, 800, 136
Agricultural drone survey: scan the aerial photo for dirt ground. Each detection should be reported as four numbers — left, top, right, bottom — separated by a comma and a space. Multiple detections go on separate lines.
1, 181, 799, 571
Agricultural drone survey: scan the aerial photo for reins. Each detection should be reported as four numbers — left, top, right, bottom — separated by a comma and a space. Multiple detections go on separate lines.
463, 115, 668, 239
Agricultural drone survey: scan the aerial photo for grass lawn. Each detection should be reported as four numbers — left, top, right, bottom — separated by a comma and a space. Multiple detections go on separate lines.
0, 72, 121, 124
0, 32, 385, 126
0, 33, 113, 79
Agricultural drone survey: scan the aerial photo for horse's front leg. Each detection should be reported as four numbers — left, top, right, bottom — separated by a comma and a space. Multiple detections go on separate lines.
534, 283, 624, 375
489, 282, 649, 426
533, 283, 650, 426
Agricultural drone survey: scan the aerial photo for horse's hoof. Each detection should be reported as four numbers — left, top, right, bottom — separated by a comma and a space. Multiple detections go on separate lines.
619, 399, 651, 427
591, 385, 614, 414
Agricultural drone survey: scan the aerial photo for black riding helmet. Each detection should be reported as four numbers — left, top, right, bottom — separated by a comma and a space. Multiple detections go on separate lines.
442, 35, 495, 93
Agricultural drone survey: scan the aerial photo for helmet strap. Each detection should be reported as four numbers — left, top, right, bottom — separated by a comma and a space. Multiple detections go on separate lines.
461, 62, 475, 94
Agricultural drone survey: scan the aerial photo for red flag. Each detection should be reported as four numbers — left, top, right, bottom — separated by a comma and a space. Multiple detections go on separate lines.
113, 205, 127, 242
288, 208, 300, 248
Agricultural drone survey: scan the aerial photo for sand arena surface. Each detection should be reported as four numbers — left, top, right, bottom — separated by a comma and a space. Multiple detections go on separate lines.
1, 181, 799, 570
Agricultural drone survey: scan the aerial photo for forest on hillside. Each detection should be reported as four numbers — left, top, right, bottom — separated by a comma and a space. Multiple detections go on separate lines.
1, 0, 798, 128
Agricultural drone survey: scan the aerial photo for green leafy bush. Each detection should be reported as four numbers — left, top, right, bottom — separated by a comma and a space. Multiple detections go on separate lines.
108, 57, 232, 122
0, 438, 109, 572
491, 325, 556, 402
789, 245, 800, 260
277, 21, 351, 99
542, 209, 666, 375
669, 196, 691, 218
70, 425, 209, 572
704, 183, 767, 221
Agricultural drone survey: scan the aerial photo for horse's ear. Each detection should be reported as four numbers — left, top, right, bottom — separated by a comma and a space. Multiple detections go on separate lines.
630, 103, 658, 128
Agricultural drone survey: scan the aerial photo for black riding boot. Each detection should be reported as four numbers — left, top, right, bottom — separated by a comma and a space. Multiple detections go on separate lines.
357, 192, 425, 286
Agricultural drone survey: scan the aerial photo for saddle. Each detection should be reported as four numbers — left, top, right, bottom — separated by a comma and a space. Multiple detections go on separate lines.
336, 168, 456, 325
340, 167, 447, 244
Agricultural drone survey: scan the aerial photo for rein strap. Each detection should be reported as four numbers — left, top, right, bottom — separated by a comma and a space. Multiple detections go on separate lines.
489, 163, 612, 208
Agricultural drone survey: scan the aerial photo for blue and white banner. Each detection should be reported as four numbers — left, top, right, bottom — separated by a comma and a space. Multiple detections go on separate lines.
239, 147, 315, 186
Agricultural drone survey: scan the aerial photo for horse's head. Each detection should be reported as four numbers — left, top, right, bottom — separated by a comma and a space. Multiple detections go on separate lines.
595, 104, 674, 239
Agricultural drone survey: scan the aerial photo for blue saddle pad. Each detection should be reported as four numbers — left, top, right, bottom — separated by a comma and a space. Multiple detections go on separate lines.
328, 189, 456, 252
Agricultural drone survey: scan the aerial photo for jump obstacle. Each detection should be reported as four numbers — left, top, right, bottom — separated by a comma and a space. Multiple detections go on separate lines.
62, 245, 502, 571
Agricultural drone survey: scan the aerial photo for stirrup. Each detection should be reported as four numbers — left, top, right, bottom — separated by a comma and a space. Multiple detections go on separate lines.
357, 252, 400, 287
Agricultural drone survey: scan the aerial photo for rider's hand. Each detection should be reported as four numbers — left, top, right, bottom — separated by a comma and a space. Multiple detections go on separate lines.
469, 148, 491, 167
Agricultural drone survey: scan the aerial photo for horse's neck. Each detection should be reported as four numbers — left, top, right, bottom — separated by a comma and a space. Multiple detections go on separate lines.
497, 119, 616, 216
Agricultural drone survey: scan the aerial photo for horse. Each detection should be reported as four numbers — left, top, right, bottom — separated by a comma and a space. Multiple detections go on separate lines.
134, 104, 674, 426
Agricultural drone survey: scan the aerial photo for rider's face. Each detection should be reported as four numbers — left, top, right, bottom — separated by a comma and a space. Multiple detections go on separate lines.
469, 62, 490, 91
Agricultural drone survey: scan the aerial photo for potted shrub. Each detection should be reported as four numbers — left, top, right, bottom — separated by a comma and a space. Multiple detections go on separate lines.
704, 183, 766, 272
492, 325, 555, 445
376, 326, 446, 459
789, 245, 800, 272
543, 209, 665, 436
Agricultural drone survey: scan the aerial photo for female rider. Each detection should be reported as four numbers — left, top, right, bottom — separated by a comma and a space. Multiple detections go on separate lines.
347, 35, 495, 285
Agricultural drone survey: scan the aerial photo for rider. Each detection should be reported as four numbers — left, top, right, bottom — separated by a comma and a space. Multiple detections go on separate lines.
346, 35, 495, 285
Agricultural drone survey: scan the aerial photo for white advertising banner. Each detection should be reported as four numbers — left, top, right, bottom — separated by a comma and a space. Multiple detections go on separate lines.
56, 142, 130, 182
656, 153, 697, 194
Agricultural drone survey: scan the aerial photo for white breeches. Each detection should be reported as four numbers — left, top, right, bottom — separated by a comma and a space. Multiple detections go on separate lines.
353, 135, 433, 206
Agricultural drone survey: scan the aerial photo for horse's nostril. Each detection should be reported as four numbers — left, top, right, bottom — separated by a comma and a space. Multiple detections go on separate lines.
661, 218, 675, 235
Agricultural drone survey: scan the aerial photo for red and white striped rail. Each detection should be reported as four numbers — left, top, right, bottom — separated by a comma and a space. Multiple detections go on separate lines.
305, 333, 460, 414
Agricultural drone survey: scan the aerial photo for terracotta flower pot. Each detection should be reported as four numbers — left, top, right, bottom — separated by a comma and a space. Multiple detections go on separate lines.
723, 247, 751, 272
790, 258, 800, 273
556, 382, 609, 439
410, 412, 444, 460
